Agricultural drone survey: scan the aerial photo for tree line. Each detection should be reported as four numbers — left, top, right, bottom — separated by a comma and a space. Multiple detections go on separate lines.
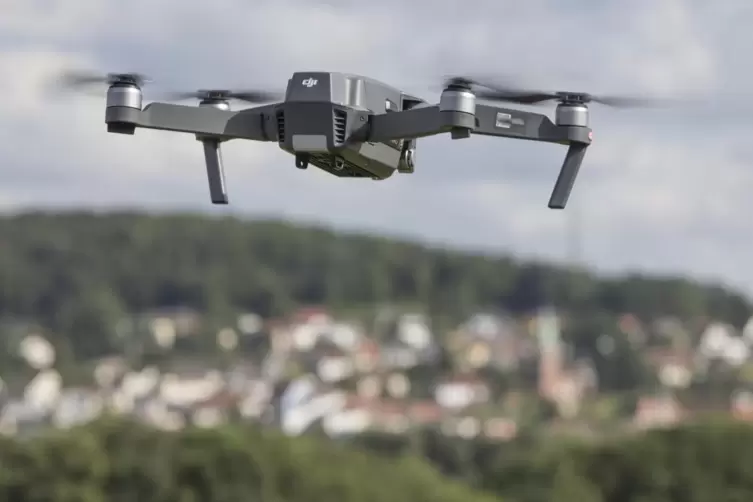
0, 418, 496, 502
0, 211, 749, 361
2, 418, 753, 502
354, 419, 753, 502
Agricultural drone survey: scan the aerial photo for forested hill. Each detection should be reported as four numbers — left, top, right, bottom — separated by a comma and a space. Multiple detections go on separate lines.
0, 211, 748, 328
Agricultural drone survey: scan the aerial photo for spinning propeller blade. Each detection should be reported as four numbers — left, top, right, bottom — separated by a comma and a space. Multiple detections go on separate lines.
59, 70, 151, 89
443, 75, 676, 108
163, 89, 284, 104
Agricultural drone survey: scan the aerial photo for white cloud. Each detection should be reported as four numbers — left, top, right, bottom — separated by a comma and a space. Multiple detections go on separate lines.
2, 0, 753, 294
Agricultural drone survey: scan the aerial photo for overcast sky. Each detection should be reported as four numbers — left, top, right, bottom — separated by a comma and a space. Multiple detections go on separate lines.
3, 0, 753, 293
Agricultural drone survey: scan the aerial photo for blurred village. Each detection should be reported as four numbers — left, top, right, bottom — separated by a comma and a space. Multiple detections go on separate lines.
3, 305, 753, 440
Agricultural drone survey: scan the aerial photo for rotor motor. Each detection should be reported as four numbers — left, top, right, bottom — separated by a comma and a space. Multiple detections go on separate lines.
105, 76, 145, 135
439, 80, 476, 139
554, 96, 590, 128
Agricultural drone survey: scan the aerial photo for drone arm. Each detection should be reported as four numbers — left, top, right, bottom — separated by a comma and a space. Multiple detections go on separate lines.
106, 102, 280, 206
472, 104, 564, 142
107, 103, 277, 141
366, 106, 451, 142
473, 104, 591, 210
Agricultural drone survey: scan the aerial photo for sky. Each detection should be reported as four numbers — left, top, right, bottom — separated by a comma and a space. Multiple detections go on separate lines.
2, 0, 753, 293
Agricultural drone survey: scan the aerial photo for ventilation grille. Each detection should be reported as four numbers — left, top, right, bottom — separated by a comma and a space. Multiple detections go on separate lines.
333, 109, 347, 144
276, 111, 285, 143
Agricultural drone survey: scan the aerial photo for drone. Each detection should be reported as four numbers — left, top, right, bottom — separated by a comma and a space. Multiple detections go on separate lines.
61, 71, 661, 209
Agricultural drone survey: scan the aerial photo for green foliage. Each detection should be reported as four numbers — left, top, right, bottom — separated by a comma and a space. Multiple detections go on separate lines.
4, 417, 753, 501
0, 419, 499, 502
354, 421, 753, 502
0, 211, 749, 362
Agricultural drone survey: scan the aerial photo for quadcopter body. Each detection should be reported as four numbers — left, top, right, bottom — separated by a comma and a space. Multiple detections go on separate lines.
97, 71, 601, 208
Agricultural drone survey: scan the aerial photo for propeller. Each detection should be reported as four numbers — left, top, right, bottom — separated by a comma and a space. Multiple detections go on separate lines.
443, 76, 672, 108
59, 70, 151, 90
163, 89, 284, 104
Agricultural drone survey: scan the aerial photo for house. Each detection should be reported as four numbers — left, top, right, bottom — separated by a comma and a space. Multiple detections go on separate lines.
618, 314, 647, 346
133, 396, 185, 431
0, 398, 49, 437
645, 348, 694, 389
697, 322, 744, 363
302, 337, 354, 383
288, 307, 333, 352
463, 340, 492, 369
379, 341, 419, 370
650, 316, 689, 348
150, 317, 177, 349
441, 416, 481, 439
215, 327, 239, 351
548, 375, 582, 419
117, 366, 161, 407
281, 389, 346, 436
158, 370, 225, 408
237, 380, 273, 419
484, 417, 518, 441
52, 388, 104, 429
293, 307, 332, 326
453, 313, 525, 369
633, 394, 685, 430
408, 401, 443, 426
353, 339, 380, 373
742, 316, 753, 346
322, 395, 372, 437
267, 319, 293, 353
290, 323, 322, 352
539, 352, 597, 419
190, 389, 238, 428
278, 374, 317, 412
93, 356, 129, 389
144, 306, 203, 340
384, 373, 411, 398
731, 389, 753, 421
327, 322, 363, 352
572, 358, 599, 392
462, 313, 505, 340
18, 334, 56, 370
23, 369, 63, 414
491, 333, 533, 371
434, 375, 490, 410
356, 375, 382, 399
316, 354, 355, 383
237, 312, 263, 335
396, 313, 434, 351
225, 362, 261, 393
722, 337, 750, 367
369, 399, 410, 434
